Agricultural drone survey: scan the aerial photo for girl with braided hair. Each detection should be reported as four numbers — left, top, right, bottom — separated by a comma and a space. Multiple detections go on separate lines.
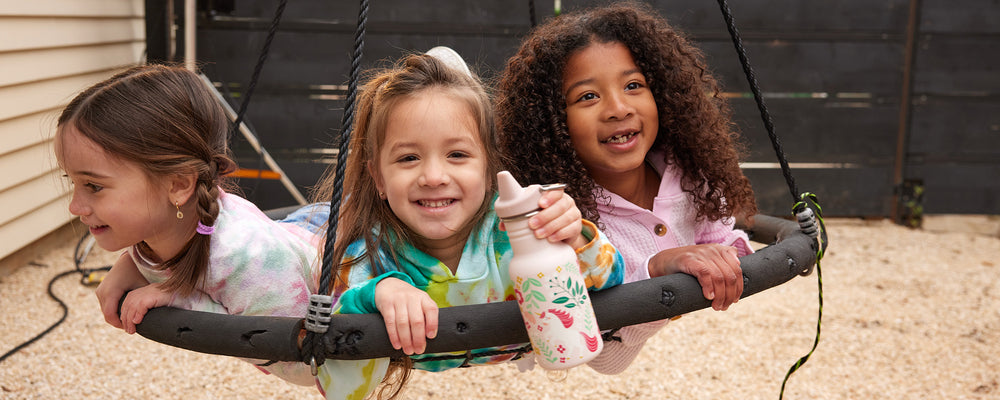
56, 64, 320, 387
497, 2, 758, 374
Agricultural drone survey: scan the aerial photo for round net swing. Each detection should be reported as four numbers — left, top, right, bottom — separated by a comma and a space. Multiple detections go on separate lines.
122, 0, 828, 396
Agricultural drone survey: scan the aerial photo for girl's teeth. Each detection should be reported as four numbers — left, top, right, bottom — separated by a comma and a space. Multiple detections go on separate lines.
420, 199, 453, 208
606, 132, 634, 144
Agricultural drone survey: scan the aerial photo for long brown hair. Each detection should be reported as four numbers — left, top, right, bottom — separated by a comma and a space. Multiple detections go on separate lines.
496, 1, 757, 224
311, 53, 500, 398
56, 64, 237, 296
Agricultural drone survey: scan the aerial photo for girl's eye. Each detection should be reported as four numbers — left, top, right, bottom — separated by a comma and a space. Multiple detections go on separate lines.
85, 183, 103, 193
448, 151, 470, 159
397, 155, 418, 163
577, 92, 597, 102
625, 81, 643, 91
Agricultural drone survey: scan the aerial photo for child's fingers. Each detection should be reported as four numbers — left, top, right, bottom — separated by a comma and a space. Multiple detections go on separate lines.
547, 219, 584, 245
529, 192, 573, 230
96, 287, 126, 329
120, 296, 137, 334
714, 247, 742, 311
120, 307, 136, 335
709, 261, 732, 311
531, 194, 580, 239
395, 308, 414, 354
389, 309, 409, 353
695, 270, 716, 303
380, 306, 402, 350
423, 297, 439, 340
101, 299, 125, 329
685, 251, 723, 304
405, 300, 427, 354
707, 247, 741, 311
728, 248, 743, 303
536, 188, 564, 209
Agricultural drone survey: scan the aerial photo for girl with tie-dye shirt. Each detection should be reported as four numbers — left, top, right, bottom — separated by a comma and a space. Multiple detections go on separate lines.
57, 65, 319, 386
310, 50, 625, 399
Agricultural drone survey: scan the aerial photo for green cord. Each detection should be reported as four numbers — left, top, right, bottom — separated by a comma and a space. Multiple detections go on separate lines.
779, 193, 826, 399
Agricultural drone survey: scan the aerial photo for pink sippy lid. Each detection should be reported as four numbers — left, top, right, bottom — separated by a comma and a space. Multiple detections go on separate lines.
494, 171, 542, 219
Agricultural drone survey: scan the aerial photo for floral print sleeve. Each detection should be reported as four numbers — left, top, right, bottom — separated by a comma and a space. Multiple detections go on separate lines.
575, 219, 625, 291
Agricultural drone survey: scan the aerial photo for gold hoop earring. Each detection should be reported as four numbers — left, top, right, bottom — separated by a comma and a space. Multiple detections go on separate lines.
175, 202, 184, 219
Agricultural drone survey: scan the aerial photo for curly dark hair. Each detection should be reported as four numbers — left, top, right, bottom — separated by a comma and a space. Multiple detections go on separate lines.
496, 1, 756, 225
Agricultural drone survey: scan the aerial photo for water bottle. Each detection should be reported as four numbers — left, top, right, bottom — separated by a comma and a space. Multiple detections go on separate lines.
495, 171, 603, 369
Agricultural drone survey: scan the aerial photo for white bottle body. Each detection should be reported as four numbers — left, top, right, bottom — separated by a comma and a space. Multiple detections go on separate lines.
506, 217, 603, 369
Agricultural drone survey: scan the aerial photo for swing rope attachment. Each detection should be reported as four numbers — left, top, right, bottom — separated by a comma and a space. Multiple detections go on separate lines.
780, 192, 826, 399
303, 0, 370, 375
304, 294, 334, 375
716, 0, 827, 397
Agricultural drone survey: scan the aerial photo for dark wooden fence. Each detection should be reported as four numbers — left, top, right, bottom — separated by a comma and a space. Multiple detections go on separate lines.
147, 0, 1000, 222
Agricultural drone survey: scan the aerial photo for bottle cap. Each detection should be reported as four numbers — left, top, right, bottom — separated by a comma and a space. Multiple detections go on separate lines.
494, 171, 542, 219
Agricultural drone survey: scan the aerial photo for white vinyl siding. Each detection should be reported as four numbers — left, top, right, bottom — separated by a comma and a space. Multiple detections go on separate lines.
0, 1, 145, 263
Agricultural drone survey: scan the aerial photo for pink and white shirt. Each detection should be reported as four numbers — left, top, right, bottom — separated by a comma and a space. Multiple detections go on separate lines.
586, 153, 752, 374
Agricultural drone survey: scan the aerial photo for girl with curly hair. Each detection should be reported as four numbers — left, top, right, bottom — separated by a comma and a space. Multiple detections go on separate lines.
496, 2, 758, 374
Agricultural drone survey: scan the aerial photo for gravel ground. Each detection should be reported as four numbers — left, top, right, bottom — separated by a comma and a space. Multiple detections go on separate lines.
2, 217, 999, 399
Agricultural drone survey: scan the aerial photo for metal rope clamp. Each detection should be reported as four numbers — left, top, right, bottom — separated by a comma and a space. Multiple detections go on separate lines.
306, 294, 334, 332
794, 206, 821, 276
796, 207, 819, 239
305, 293, 334, 375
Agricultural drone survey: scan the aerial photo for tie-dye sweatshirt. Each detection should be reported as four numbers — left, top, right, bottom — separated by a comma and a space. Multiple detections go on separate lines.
129, 190, 320, 387
315, 209, 625, 399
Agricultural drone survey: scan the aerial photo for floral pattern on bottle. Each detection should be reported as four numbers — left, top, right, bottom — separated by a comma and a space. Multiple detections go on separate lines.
514, 261, 602, 368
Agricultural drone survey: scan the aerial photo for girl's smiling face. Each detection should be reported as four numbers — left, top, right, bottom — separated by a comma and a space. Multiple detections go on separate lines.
56, 125, 180, 255
562, 41, 659, 186
372, 88, 488, 256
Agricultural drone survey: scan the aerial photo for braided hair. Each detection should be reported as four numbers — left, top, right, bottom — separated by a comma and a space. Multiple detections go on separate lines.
57, 64, 237, 295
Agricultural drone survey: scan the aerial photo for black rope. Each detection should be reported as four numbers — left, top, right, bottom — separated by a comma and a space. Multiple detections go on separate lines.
716, 0, 800, 208
320, 0, 367, 299
303, 0, 369, 370
230, 0, 286, 199
528, 0, 537, 27
230, 0, 286, 138
716, 4, 825, 398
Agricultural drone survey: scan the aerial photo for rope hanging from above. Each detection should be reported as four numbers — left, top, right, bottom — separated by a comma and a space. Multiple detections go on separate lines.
302, 0, 370, 374
715, 0, 799, 206
715, 0, 827, 261
715, 1, 827, 397
229, 0, 286, 140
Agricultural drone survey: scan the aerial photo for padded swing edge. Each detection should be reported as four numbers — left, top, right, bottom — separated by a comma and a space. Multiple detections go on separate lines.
322, 214, 816, 359
128, 214, 815, 362
132, 306, 303, 362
